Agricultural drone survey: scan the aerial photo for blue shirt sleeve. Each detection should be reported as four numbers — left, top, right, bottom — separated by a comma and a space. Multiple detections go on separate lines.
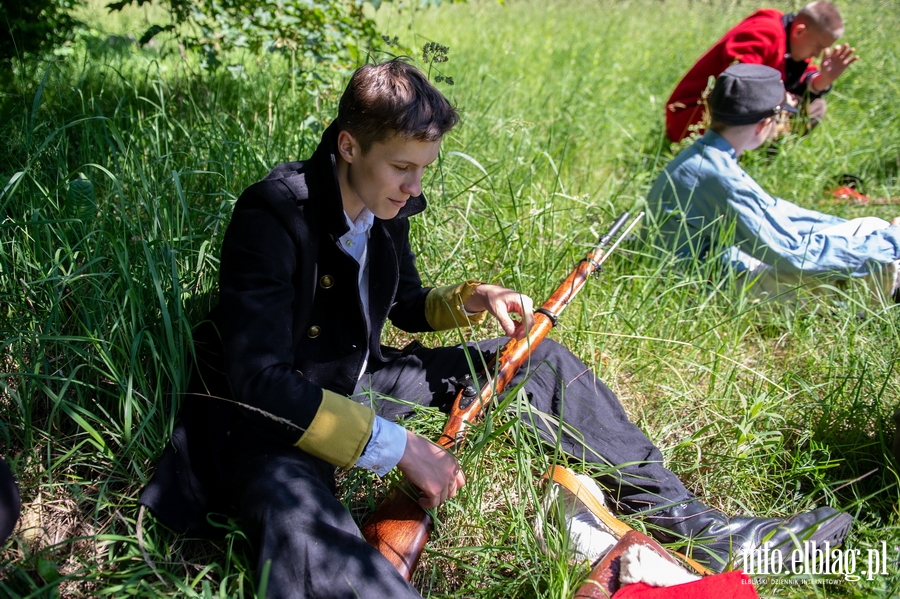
355, 415, 407, 477
652, 131, 900, 278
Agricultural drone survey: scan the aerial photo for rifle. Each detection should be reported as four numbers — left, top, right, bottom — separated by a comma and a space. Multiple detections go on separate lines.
361, 211, 644, 579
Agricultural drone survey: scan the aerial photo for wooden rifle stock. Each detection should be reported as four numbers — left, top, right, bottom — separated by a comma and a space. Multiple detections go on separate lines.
361, 211, 644, 579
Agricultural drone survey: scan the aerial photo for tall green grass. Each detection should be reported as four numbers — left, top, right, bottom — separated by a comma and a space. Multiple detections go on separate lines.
2, 0, 899, 597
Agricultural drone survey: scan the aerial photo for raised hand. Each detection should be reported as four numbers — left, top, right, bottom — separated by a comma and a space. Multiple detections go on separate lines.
813, 43, 859, 91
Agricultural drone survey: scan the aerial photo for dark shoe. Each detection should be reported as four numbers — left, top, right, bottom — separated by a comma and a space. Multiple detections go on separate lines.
647, 501, 852, 573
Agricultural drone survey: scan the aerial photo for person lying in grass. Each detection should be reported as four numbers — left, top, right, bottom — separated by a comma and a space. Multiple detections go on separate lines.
665, 1, 857, 142
140, 59, 851, 598
650, 63, 900, 303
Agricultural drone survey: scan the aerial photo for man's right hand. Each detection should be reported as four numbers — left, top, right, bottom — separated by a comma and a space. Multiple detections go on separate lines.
396, 431, 466, 509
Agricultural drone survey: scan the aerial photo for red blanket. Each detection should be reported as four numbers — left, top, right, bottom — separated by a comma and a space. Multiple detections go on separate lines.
612, 571, 759, 599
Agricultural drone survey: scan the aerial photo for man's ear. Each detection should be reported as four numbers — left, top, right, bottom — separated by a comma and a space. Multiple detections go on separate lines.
337, 130, 359, 164
755, 117, 772, 136
792, 22, 807, 41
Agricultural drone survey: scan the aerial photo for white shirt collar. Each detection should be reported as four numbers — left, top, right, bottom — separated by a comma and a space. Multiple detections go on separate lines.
344, 207, 374, 237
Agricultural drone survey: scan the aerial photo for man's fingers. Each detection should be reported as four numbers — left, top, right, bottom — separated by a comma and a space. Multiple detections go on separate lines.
520, 297, 535, 332
838, 47, 856, 61
498, 313, 517, 337
506, 296, 534, 339
448, 466, 466, 498
503, 314, 528, 339
398, 432, 467, 509
420, 475, 464, 508
418, 481, 450, 509
522, 308, 535, 334
833, 46, 858, 68
418, 494, 440, 510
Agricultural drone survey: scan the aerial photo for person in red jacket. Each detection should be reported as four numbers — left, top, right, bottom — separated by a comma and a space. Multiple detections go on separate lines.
665, 1, 858, 142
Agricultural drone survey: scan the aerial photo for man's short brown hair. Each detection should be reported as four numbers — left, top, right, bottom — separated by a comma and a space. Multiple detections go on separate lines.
336, 59, 459, 153
797, 1, 844, 39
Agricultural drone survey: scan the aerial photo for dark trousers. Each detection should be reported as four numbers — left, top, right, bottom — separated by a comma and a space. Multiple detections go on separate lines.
228, 338, 693, 599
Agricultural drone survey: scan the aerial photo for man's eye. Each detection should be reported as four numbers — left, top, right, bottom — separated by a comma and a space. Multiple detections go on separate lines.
394, 165, 409, 171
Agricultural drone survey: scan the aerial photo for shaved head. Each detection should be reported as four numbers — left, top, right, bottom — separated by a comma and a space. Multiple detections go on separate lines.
797, 1, 844, 38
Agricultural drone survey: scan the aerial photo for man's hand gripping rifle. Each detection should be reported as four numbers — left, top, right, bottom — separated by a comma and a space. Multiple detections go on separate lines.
361, 211, 645, 579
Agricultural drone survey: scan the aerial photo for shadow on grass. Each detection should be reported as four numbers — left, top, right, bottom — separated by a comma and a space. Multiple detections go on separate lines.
812, 405, 899, 521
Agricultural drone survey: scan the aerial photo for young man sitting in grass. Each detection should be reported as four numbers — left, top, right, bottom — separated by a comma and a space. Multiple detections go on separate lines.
140, 59, 851, 598
650, 63, 900, 302
665, 1, 858, 142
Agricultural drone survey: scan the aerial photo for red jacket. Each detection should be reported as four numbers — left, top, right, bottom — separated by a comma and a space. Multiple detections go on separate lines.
665, 9, 819, 141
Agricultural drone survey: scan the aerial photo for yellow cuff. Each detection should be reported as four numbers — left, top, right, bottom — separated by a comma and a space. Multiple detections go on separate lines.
294, 389, 375, 470
425, 279, 488, 330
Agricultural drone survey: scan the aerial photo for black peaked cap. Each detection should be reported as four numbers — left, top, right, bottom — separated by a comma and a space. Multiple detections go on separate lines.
709, 63, 797, 126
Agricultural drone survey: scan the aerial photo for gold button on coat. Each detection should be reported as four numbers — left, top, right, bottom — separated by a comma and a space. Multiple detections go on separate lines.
319, 275, 334, 289
307, 326, 321, 338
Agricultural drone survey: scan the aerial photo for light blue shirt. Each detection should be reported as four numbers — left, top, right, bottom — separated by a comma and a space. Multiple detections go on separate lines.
647, 131, 900, 278
339, 208, 407, 477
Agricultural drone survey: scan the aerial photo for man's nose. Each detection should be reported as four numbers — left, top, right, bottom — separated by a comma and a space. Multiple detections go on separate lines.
400, 173, 422, 197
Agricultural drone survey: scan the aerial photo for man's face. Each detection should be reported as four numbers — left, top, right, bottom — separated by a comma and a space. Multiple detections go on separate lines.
789, 23, 837, 61
338, 131, 442, 220
748, 117, 779, 151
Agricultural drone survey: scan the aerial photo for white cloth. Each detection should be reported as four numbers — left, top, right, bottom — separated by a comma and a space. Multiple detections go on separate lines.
535, 474, 617, 563
618, 544, 701, 587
